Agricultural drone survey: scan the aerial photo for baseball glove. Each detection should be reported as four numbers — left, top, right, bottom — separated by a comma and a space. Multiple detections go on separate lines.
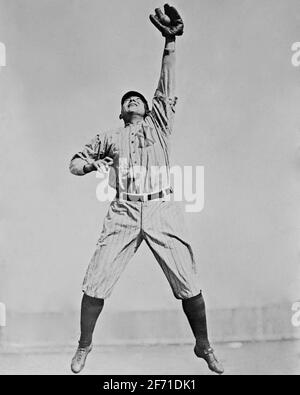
150, 4, 184, 38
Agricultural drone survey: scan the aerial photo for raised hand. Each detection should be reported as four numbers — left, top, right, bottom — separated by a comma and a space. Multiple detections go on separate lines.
149, 4, 184, 38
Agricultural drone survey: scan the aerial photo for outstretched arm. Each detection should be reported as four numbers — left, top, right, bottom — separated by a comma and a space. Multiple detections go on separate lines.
156, 36, 176, 98
149, 4, 184, 133
150, 4, 183, 97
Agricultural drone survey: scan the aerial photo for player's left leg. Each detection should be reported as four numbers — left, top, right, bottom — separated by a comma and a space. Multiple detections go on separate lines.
182, 292, 224, 375
142, 199, 224, 375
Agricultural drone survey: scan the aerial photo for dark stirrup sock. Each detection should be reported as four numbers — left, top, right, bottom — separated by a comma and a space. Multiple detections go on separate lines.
79, 293, 104, 348
182, 292, 210, 350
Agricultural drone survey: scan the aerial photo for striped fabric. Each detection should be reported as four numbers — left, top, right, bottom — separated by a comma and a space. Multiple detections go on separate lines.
82, 199, 200, 300
69, 91, 177, 195
71, 64, 200, 300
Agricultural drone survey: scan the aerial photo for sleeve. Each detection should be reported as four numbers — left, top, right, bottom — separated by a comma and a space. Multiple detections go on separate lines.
149, 46, 178, 135
150, 91, 178, 135
69, 133, 108, 176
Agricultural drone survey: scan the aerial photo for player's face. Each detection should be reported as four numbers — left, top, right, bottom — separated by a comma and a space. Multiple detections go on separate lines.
122, 96, 146, 119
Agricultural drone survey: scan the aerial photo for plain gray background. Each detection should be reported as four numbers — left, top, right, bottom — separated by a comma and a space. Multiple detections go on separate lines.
0, 0, 299, 320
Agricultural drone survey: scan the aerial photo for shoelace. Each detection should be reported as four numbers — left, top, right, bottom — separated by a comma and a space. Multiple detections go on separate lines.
203, 348, 220, 362
202, 347, 214, 355
76, 348, 87, 361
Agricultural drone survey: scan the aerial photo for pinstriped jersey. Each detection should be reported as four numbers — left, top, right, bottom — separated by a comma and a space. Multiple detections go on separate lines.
69, 91, 178, 194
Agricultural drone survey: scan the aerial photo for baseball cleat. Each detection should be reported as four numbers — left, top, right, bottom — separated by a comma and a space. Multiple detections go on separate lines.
71, 344, 93, 374
194, 345, 224, 375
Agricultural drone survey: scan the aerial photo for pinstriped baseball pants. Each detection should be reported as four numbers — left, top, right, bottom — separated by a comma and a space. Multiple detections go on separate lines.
82, 199, 200, 300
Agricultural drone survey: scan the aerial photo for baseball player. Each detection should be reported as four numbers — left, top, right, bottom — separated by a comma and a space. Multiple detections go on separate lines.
69, 4, 224, 375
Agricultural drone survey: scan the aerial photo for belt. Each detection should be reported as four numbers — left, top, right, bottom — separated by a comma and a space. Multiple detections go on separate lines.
116, 187, 172, 202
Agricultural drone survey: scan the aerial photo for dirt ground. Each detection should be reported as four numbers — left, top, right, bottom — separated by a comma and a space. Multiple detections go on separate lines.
0, 340, 299, 375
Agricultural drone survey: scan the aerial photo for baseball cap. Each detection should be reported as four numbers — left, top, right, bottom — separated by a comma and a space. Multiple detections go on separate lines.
121, 91, 150, 112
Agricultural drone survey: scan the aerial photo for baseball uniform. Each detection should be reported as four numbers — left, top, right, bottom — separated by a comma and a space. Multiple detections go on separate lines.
70, 5, 224, 376
70, 86, 200, 301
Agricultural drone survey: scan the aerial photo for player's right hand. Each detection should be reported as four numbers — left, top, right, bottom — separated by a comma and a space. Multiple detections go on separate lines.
93, 157, 113, 173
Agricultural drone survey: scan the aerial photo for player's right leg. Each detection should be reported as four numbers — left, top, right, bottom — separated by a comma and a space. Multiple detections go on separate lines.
71, 200, 142, 374
71, 294, 103, 374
